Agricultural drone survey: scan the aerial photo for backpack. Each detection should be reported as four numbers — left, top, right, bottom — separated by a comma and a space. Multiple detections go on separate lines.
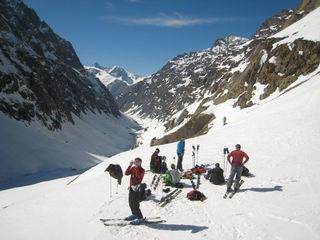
105, 164, 123, 184
138, 183, 147, 202
191, 166, 206, 175
187, 190, 207, 201
163, 174, 172, 185
242, 166, 250, 176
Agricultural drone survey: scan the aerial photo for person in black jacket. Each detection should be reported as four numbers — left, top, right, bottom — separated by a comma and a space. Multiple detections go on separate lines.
208, 163, 225, 185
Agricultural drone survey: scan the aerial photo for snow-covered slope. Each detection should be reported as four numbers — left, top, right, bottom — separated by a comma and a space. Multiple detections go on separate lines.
0, 62, 319, 240
271, 7, 320, 45
0, 111, 139, 182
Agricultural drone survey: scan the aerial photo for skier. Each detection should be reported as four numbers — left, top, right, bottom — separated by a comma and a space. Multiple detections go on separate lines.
124, 157, 145, 224
167, 164, 184, 188
226, 144, 249, 192
176, 138, 185, 171
207, 163, 225, 185
150, 148, 161, 173
223, 116, 227, 126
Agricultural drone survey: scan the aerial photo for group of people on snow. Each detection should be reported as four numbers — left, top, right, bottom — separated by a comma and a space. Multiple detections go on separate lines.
123, 138, 249, 224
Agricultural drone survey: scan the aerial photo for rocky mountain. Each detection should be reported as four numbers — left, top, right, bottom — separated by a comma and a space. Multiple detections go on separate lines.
85, 64, 143, 97
0, 0, 122, 130
0, 0, 140, 181
117, 0, 320, 146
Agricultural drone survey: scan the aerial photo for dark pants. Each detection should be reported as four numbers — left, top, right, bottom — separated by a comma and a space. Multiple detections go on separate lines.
129, 187, 143, 219
177, 153, 183, 171
226, 166, 243, 191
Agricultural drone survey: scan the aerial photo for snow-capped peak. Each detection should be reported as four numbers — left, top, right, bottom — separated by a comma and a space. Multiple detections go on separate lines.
84, 64, 145, 97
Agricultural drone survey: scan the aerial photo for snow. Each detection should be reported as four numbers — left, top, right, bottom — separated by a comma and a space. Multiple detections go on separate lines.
0, 111, 140, 182
251, 82, 266, 104
194, 68, 204, 73
268, 56, 277, 64
1, 66, 320, 239
271, 7, 320, 47
84, 65, 144, 88
230, 59, 250, 73
1, 6, 320, 240
259, 49, 268, 66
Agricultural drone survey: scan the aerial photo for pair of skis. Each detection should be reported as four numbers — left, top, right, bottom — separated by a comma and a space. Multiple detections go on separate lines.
150, 174, 161, 191
100, 217, 165, 226
223, 180, 244, 199
159, 188, 182, 207
192, 144, 200, 167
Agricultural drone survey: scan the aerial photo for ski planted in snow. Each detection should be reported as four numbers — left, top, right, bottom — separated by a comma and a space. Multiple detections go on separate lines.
196, 174, 201, 189
159, 189, 182, 207
150, 174, 157, 188
190, 178, 196, 190
153, 175, 161, 191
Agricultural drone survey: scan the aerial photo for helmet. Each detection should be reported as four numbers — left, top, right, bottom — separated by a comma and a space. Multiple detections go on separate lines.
235, 144, 241, 149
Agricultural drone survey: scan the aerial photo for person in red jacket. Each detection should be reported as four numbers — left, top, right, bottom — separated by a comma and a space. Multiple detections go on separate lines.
124, 157, 145, 224
150, 148, 161, 173
226, 144, 249, 192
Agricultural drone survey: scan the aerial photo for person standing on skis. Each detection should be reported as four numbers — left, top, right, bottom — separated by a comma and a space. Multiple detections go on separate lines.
226, 144, 249, 192
124, 158, 145, 224
176, 138, 185, 171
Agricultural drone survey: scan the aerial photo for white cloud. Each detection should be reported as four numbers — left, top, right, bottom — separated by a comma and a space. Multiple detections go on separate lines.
106, 13, 235, 27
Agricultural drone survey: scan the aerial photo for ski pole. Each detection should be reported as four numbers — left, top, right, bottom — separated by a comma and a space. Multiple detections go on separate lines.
196, 145, 200, 164
192, 151, 195, 167
109, 175, 112, 198
223, 153, 226, 178
116, 182, 118, 194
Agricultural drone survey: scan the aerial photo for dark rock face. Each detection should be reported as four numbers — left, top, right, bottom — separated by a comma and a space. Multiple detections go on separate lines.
253, 9, 294, 39
117, 0, 320, 146
0, 0, 120, 129
151, 113, 215, 146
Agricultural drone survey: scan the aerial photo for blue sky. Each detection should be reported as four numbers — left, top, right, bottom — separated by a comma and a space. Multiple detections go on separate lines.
24, 0, 301, 76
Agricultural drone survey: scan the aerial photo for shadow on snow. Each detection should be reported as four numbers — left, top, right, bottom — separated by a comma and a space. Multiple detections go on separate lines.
145, 223, 209, 233
239, 185, 283, 192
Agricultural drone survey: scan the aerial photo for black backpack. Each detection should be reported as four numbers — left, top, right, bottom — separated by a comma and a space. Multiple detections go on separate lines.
242, 166, 250, 176
138, 183, 147, 202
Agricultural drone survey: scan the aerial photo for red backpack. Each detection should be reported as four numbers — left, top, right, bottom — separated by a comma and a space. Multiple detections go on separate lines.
187, 190, 207, 201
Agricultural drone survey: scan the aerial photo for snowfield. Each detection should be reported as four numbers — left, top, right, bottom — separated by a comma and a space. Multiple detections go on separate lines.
1, 5, 320, 240
0, 64, 319, 240
0, 112, 140, 182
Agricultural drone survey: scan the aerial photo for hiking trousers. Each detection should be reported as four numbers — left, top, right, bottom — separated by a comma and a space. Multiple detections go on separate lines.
226, 165, 243, 191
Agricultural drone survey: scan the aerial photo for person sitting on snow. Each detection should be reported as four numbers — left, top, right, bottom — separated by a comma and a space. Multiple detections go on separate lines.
167, 164, 184, 188
150, 148, 162, 173
207, 163, 225, 185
